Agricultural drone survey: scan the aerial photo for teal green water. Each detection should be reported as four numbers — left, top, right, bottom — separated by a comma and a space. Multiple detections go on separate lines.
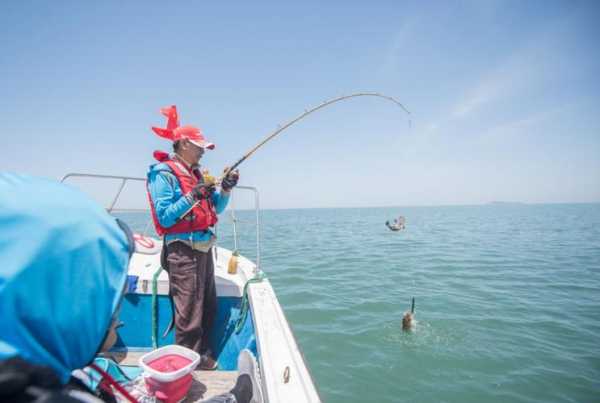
124, 203, 600, 403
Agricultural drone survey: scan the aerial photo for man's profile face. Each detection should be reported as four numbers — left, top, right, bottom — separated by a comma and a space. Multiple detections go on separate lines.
179, 139, 205, 164
186, 140, 204, 164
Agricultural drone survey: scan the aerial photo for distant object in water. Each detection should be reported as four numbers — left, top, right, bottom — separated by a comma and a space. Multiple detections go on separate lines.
386, 216, 406, 231
402, 297, 415, 332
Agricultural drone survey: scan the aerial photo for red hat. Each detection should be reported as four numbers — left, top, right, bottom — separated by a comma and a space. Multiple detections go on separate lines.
151, 105, 215, 150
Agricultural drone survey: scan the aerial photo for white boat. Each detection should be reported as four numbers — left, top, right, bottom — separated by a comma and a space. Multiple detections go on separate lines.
61, 173, 321, 403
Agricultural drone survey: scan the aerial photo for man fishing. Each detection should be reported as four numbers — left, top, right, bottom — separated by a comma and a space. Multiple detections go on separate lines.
143, 95, 407, 369
147, 105, 239, 370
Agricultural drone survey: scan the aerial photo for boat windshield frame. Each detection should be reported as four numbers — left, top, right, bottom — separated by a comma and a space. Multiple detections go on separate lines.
60, 172, 261, 272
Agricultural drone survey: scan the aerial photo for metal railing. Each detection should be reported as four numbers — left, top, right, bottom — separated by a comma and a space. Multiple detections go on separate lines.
60, 173, 261, 271
61, 173, 146, 213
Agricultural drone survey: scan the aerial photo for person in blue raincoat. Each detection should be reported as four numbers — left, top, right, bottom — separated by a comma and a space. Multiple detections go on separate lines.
0, 173, 133, 402
0, 174, 261, 403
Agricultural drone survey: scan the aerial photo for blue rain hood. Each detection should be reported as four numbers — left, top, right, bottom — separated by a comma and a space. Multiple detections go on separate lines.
0, 173, 130, 383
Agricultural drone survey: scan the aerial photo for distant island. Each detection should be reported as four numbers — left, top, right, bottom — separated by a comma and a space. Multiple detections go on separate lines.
487, 201, 527, 206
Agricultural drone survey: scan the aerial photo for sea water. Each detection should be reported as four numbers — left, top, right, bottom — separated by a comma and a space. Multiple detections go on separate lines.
119, 203, 600, 403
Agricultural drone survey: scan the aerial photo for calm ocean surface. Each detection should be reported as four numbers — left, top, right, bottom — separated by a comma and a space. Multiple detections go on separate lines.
122, 203, 600, 403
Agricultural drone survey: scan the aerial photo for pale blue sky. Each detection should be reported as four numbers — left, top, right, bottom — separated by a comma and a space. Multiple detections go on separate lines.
1, 1, 599, 209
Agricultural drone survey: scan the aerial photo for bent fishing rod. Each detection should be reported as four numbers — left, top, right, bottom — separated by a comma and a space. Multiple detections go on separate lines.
222, 92, 411, 179
181, 92, 411, 218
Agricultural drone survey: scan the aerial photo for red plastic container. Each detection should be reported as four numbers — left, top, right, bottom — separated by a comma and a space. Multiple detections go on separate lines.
139, 345, 200, 403
144, 373, 193, 403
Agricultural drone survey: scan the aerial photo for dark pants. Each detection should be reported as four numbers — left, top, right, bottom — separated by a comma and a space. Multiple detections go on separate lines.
164, 242, 217, 354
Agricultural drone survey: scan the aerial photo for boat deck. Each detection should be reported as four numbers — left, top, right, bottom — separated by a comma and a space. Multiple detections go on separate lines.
103, 351, 238, 401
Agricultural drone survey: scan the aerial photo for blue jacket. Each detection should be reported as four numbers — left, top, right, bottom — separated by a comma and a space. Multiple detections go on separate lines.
147, 162, 230, 242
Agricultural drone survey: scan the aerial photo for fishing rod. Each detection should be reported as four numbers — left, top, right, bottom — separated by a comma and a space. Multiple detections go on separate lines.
181, 92, 411, 218
221, 92, 411, 179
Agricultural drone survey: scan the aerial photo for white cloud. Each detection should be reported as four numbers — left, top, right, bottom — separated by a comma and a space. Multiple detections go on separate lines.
378, 20, 416, 76
451, 53, 538, 119
450, 14, 575, 120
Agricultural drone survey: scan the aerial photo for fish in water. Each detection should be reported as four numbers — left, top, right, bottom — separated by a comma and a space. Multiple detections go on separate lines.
402, 312, 414, 331
386, 216, 406, 231
402, 297, 416, 331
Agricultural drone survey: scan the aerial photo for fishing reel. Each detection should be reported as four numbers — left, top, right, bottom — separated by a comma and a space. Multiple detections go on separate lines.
190, 170, 217, 200
201, 169, 217, 187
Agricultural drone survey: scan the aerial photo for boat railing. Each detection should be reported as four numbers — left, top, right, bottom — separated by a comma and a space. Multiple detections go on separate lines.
60, 173, 261, 272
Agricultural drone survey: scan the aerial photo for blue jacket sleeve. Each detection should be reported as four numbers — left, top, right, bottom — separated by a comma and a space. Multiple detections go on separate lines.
148, 170, 194, 228
212, 191, 230, 214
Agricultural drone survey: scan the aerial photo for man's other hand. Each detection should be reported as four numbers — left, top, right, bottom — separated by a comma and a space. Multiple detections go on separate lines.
221, 169, 239, 192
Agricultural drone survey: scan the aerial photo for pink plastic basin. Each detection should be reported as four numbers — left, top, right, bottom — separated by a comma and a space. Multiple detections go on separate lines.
148, 354, 193, 373
145, 373, 193, 403
139, 345, 200, 403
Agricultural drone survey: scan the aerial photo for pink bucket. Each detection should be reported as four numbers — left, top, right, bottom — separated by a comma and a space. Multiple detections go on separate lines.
139, 345, 200, 403
144, 373, 193, 403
